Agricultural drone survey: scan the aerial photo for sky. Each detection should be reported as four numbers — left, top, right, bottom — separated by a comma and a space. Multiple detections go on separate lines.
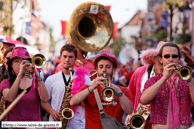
38, 0, 147, 41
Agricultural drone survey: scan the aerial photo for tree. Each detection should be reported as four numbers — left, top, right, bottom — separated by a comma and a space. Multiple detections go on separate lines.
0, 0, 21, 37
163, 0, 183, 41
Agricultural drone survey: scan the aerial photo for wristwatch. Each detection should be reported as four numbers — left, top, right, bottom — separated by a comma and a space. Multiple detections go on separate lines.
117, 90, 123, 97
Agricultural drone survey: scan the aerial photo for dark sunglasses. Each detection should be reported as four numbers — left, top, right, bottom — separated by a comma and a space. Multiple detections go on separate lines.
163, 54, 179, 59
6, 57, 10, 60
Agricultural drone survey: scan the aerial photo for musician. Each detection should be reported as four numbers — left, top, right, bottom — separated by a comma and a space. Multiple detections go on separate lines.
0, 47, 49, 123
140, 43, 194, 129
70, 52, 133, 129
0, 46, 14, 82
41, 44, 91, 128
125, 41, 167, 129
55, 37, 94, 73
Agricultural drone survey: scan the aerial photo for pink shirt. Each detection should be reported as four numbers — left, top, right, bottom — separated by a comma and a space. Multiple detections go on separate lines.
143, 73, 193, 125
55, 59, 94, 73
0, 79, 41, 121
128, 66, 148, 112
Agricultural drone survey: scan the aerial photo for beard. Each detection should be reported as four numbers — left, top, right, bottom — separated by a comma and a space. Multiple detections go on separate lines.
98, 71, 113, 79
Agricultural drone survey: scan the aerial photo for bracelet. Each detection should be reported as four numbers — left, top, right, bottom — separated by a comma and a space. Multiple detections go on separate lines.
37, 78, 43, 82
88, 86, 91, 93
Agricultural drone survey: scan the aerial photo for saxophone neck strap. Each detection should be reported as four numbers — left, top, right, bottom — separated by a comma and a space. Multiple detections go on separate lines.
62, 71, 74, 86
93, 88, 105, 114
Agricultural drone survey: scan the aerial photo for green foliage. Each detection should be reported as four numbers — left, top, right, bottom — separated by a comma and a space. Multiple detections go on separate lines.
176, 25, 191, 44
112, 37, 127, 57
154, 29, 168, 42
163, 0, 183, 10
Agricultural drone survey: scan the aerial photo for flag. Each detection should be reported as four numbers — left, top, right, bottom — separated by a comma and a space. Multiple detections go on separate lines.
112, 22, 118, 41
105, 6, 111, 11
61, 20, 70, 37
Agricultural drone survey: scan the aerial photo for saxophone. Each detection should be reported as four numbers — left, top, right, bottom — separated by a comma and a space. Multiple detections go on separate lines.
57, 67, 74, 129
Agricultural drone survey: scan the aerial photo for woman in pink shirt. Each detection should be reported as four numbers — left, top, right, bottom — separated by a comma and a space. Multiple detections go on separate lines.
0, 47, 49, 123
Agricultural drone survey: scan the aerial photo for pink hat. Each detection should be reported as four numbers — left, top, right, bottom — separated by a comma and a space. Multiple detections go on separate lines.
93, 52, 119, 68
7, 47, 31, 64
140, 41, 167, 65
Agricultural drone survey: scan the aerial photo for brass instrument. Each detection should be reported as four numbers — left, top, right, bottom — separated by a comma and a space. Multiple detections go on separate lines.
127, 104, 146, 129
32, 54, 46, 68
57, 67, 74, 129
175, 63, 192, 81
0, 96, 5, 116
69, 1, 113, 52
0, 42, 3, 66
25, 54, 46, 76
0, 42, 3, 50
101, 73, 116, 102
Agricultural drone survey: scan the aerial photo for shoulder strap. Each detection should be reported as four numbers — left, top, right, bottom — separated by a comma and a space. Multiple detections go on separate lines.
147, 65, 154, 79
93, 88, 105, 114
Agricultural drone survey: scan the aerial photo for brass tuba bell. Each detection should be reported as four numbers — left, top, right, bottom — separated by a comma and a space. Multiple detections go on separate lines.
101, 73, 116, 102
69, 1, 113, 52
32, 54, 46, 68
175, 63, 192, 81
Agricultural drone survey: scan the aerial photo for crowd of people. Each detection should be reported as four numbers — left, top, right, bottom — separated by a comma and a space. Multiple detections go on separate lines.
0, 36, 194, 129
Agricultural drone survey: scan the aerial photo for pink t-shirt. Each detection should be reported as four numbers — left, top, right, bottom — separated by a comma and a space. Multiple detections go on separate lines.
0, 79, 41, 121
143, 73, 193, 125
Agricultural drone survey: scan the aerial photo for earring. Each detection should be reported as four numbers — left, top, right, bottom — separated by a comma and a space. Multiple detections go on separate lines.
12, 70, 15, 75
3, 61, 6, 65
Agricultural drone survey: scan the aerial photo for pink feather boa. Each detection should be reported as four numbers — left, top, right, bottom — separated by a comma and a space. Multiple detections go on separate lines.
70, 66, 89, 115
71, 66, 89, 95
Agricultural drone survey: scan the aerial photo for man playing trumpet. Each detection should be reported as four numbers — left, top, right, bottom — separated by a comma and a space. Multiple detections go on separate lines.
140, 43, 194, 129
70, 52, 133, 129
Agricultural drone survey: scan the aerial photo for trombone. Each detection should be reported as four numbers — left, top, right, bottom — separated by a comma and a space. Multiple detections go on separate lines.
101, 73, 116, 102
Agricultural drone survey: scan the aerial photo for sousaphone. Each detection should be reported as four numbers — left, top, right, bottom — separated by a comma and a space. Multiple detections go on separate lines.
69, 1, 113, 52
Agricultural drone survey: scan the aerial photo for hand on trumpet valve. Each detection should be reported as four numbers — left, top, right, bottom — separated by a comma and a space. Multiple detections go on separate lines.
92, 76, 106, 89
18, 60, 31, 76
163, 63, 177, 79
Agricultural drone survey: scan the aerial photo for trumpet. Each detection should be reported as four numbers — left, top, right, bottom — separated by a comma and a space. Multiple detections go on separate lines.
174, 63, 192, 81
101, 73, 116, 102
127, 104, 146, 129
25, 54, 46, 76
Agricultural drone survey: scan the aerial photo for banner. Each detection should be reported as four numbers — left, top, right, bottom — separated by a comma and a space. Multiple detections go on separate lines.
61, 20, 70, 37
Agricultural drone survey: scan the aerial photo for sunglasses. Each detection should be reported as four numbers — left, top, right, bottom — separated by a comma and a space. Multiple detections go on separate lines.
163, 54, 179, 59
6, 57, 10, 60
